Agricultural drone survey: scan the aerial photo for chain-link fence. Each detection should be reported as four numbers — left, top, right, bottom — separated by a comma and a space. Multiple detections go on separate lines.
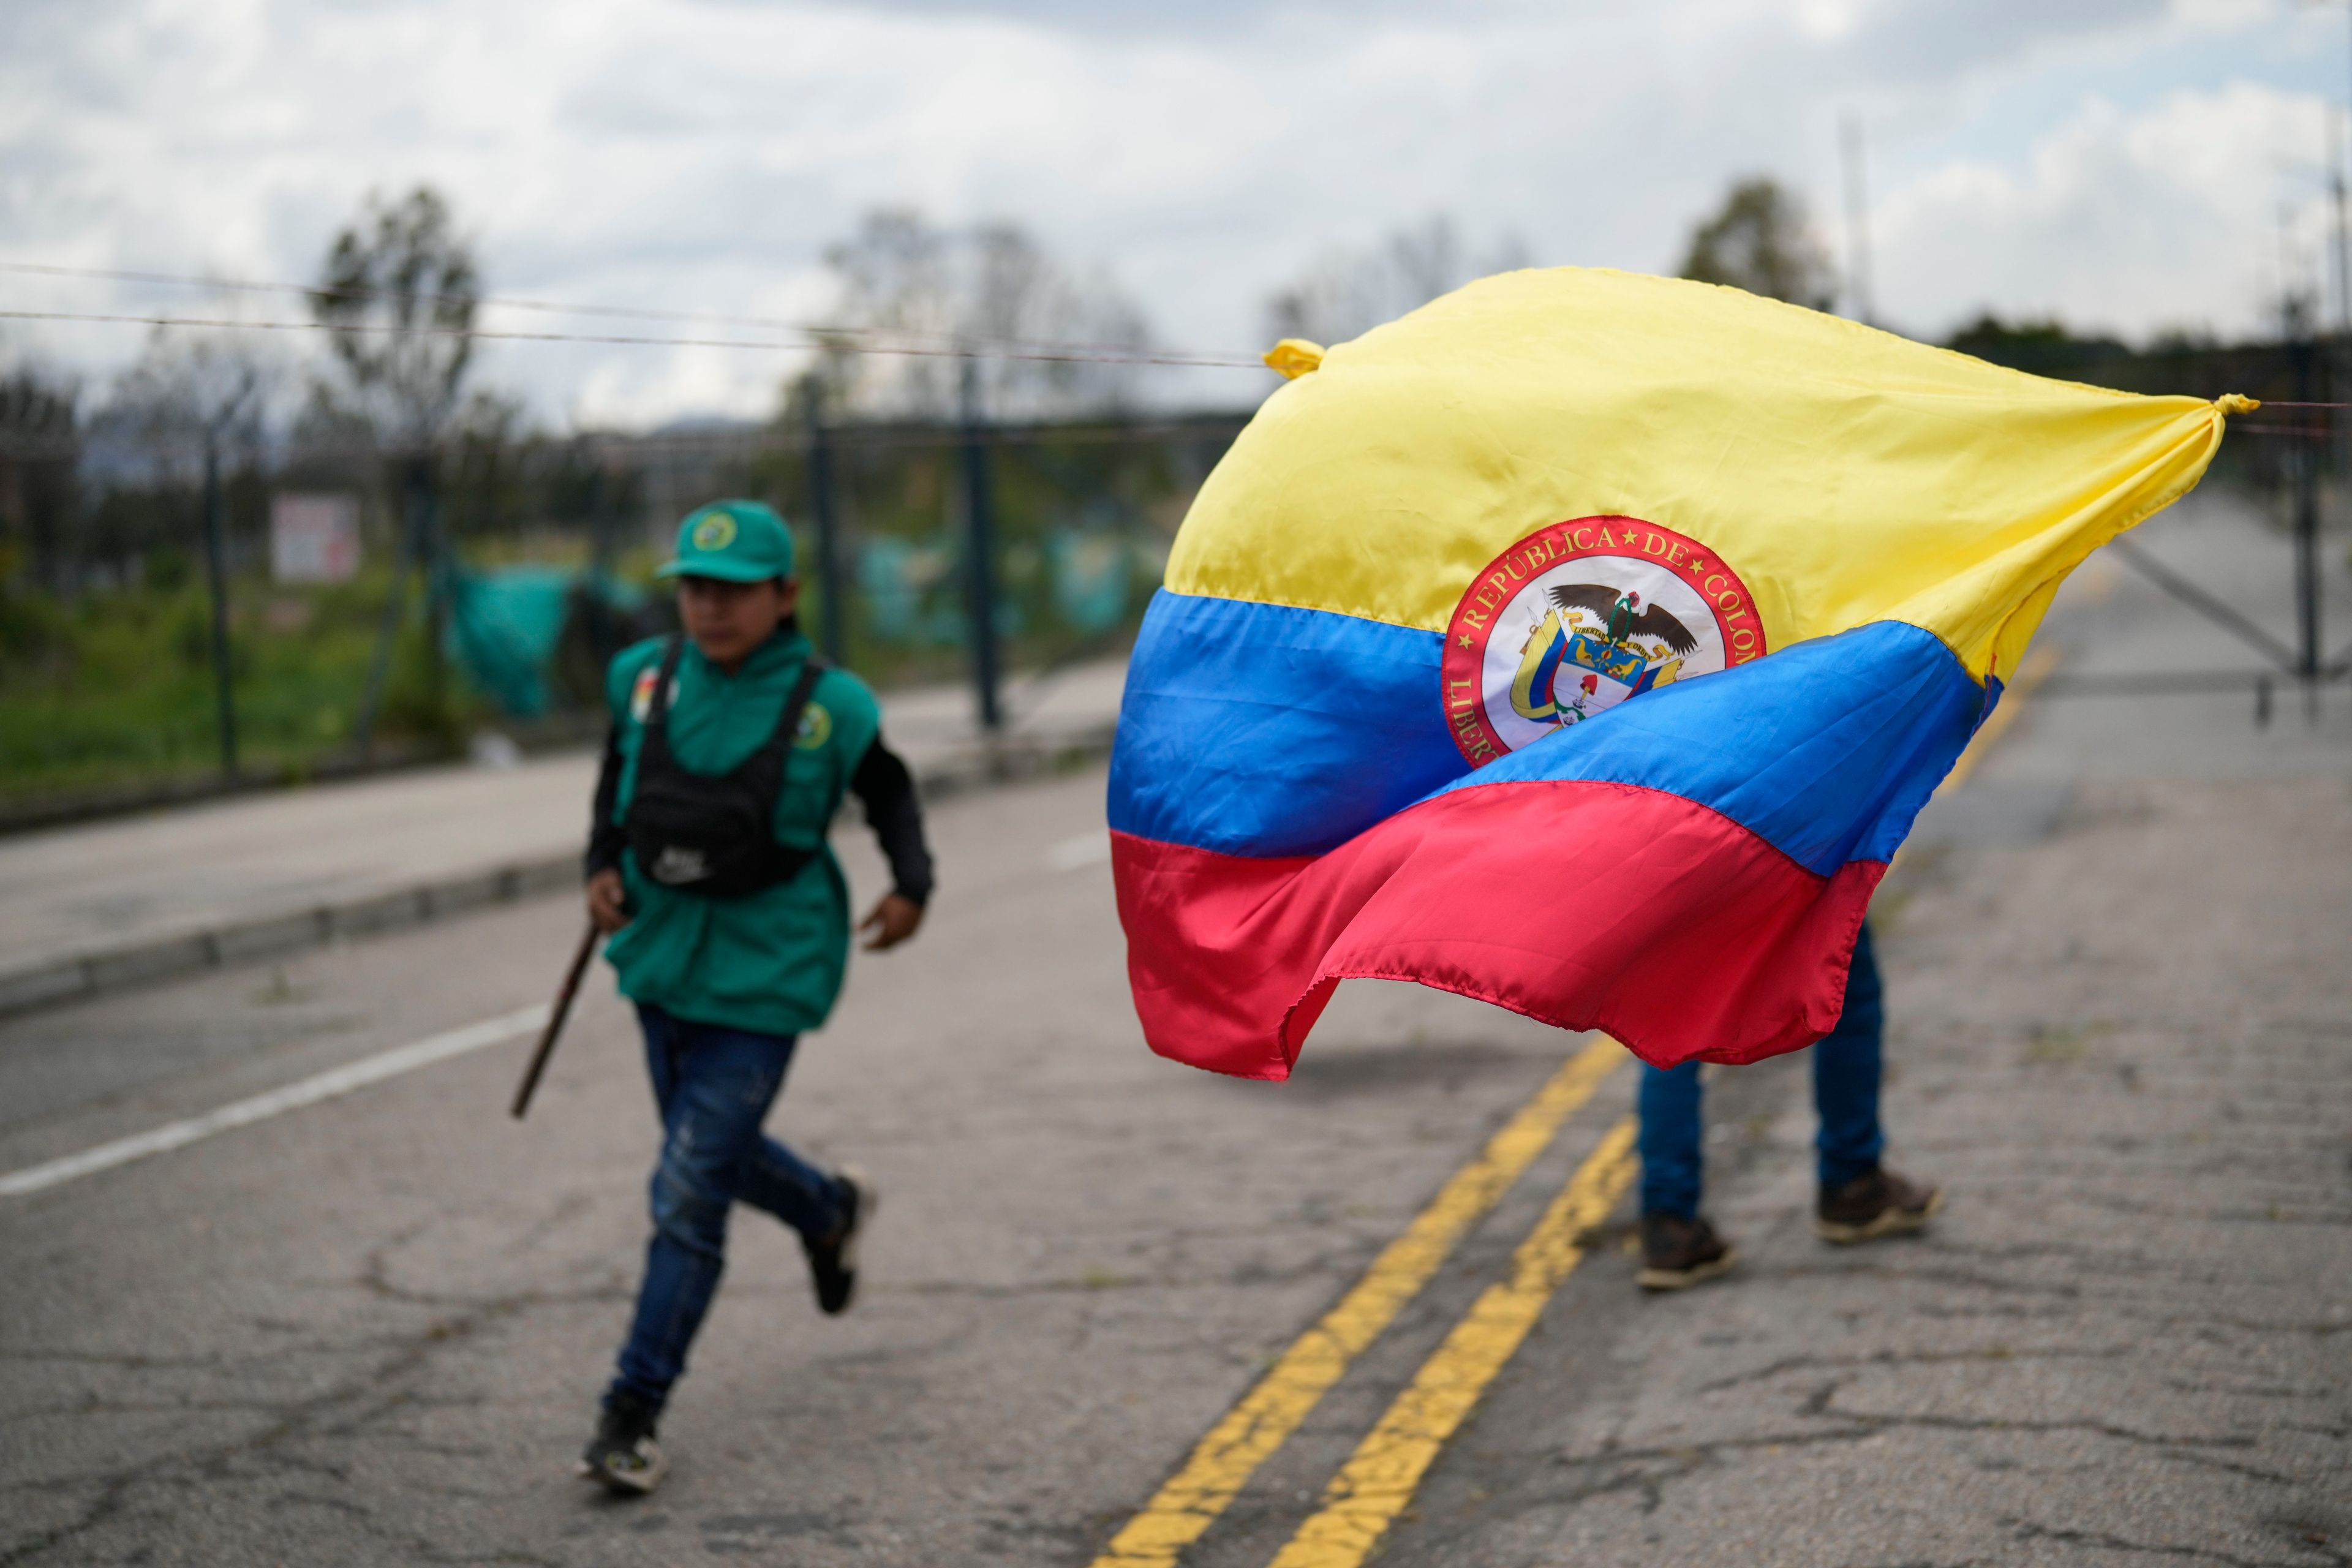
3, 329, 2345, 823
0, 409, 1246, 822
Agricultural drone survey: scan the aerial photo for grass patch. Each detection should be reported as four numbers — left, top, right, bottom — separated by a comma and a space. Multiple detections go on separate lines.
0, 569, 478, 804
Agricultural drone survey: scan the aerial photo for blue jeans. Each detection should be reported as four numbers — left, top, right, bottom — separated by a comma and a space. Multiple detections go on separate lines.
607, 1004, 848, 1414
1637, 923, 1886, 1219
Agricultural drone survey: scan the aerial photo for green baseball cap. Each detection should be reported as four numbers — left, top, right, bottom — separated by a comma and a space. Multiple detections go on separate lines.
657, 500, 797, 582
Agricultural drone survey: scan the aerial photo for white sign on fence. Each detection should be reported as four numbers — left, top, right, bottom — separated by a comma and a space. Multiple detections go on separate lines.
270, 494, 361, 583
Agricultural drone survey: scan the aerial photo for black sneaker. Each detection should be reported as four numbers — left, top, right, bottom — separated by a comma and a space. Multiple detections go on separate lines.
1816, 1166, 1943, 1245
576, 1393, 668, 1495
804, 1166, 876, 1316
1637, 1212, 1738, 1292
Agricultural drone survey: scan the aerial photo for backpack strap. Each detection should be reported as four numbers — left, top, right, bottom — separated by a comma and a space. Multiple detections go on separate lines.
738, 656, 832, 889
643, 636, 686, 729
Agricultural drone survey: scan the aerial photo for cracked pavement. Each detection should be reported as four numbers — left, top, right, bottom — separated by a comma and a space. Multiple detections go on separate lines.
0, 763, 1599, 1567
1373, 763, 2352, 1567
2, 491, 2348, 1564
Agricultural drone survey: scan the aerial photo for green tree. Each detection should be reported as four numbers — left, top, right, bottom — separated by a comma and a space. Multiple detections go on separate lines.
307, 186, 484, 752
1943, 313, 2128, 377
309, 186, 480, 452
1679, 178, 1835, 311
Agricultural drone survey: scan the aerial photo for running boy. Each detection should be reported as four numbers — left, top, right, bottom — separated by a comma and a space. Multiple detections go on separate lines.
576, 500, 933, 1492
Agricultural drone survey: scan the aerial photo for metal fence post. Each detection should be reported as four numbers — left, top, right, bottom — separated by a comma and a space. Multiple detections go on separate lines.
587, 458, 616, 577
353, 460, 424, 761
418, 454, 447, 718
959, 358, 1003, 734
805, 382, 848, 666
199, 438, 238, 777
2291, 332, 2321, 719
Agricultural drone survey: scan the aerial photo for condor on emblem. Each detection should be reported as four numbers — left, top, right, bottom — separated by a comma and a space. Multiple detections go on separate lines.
1442, 516, 1769, 766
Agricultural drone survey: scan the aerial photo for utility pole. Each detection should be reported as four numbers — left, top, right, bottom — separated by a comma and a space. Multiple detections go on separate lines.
2332, 105, 2351, 338
804, 376, 849, 666
1840, 115, 1875, 326
2278, 203, 2301, 341
958, 357, 1003, 735
199, 437, 239, 777
2333, 106, 2350, 564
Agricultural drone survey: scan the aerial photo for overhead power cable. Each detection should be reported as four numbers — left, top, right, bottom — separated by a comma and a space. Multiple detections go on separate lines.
0, 307, 1264, 370
0, 415, 1254, 462
0, 258, 1261, 369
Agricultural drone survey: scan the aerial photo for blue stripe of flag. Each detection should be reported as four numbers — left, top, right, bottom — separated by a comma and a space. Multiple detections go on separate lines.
1107, 589, 1988, 875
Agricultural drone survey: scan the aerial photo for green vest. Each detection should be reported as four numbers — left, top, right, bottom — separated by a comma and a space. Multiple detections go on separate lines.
599, 628, 881, 1037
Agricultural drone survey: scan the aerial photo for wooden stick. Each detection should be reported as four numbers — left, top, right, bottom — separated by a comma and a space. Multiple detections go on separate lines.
511, 922, 599, 1120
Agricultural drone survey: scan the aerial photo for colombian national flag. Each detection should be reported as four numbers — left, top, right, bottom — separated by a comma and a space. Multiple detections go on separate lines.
1110, 268, 2244, 1079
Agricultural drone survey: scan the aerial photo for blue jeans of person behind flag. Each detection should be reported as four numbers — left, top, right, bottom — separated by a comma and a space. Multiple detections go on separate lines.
608, 1003, 849, 1414
1637, 923, 1886, 1219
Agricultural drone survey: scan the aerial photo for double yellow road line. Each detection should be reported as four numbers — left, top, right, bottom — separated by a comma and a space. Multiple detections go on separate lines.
1090, 1035, 1635, 1568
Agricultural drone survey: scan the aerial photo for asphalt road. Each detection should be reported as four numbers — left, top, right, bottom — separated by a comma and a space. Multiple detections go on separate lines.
2, 489, 2347, 1566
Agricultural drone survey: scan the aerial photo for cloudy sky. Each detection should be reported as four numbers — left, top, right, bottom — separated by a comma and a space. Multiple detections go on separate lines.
0, 0, 2343, 428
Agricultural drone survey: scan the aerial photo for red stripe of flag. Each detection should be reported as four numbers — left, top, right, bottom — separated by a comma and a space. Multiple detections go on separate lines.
1114, 778, 1882, 1079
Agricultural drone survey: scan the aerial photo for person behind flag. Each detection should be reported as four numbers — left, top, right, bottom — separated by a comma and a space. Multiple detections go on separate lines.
574, 499, 933, 1494
1634, 922, 1942, 1290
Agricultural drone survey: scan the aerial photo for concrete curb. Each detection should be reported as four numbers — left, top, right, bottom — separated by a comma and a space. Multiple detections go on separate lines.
0, 725, 1115, 1023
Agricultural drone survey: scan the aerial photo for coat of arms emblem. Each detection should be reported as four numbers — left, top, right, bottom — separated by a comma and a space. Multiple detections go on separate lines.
1442, 516, 1768, 766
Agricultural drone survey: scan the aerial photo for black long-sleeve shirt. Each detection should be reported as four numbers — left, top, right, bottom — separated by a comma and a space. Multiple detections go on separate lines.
586, 728, 935, 907
846, 736, 934, 905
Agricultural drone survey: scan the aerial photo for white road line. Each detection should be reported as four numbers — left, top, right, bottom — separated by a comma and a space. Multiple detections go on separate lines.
1044, 830, 1112, 872
0, 1003, 549, 1201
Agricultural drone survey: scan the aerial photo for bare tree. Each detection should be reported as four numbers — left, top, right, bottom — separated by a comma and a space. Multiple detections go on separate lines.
819, 209, 1154, 421
84, 328, 277, 771
820, 209, 954, 418
1678, 178, 1836, 311
1264, 216, 1533, 349
99, 329, 273, 481
309, 186, 480, 452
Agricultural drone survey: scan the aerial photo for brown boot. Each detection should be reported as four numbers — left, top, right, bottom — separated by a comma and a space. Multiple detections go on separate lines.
1815, 1166, 1943, 1245
1637, 1213, 1738, 1292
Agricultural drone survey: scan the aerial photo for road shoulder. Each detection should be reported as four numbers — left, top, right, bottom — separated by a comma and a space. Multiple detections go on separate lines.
1382, 772, 2352, 1566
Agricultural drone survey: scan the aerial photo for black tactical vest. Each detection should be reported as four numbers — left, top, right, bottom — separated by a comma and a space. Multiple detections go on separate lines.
623, 638, 829, 899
